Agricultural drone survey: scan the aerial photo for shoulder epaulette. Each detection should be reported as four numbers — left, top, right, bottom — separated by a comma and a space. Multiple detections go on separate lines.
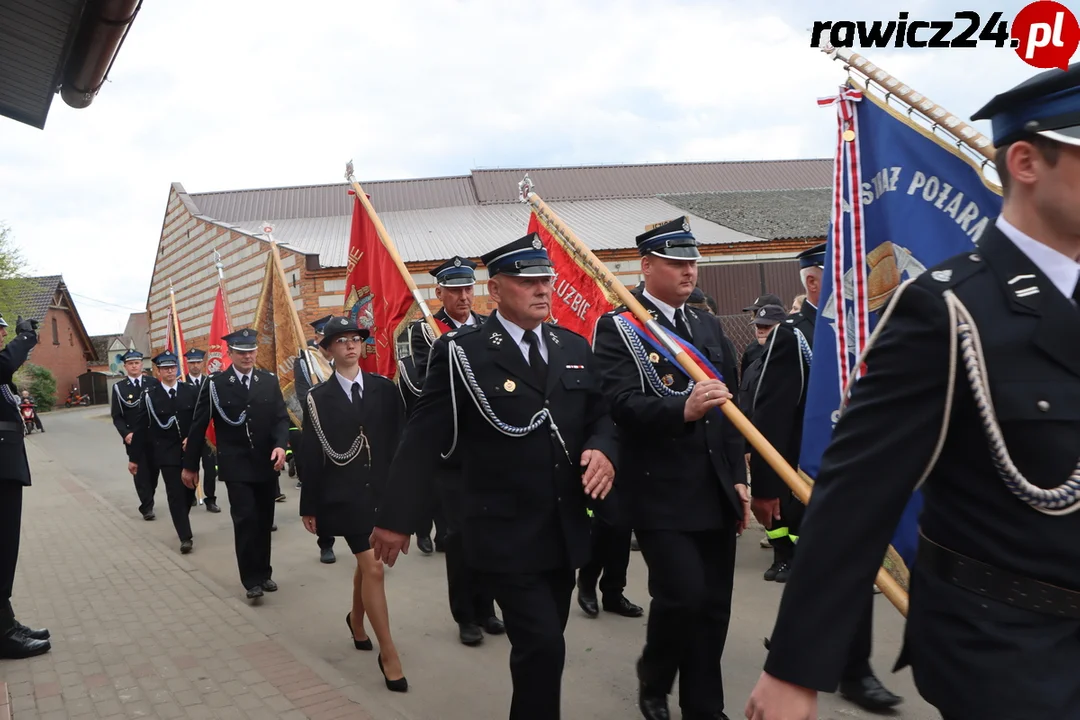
914, 251, 986, 291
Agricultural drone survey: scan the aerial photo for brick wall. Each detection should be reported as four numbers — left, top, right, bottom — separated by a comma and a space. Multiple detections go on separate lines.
28, 307, 92, 406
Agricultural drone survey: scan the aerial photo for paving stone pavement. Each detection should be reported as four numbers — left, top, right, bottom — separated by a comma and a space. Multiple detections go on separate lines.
0, 443, 408, 720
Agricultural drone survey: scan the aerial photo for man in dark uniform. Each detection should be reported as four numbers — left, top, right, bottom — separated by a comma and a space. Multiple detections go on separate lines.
740, 294, 782, 377
183, 328, 290, 600
293, 320, 337, 563
111, 349, 159, 520
746, 66, 1080, 720
408, 256, 489, 555
0, 314, 51, 659
371, 234, 618, 720
183, 349, 220, 513
132, 351, 201, 554
593, 217, 750, 720
405, 257, 503, 646
783, 245, 825, 345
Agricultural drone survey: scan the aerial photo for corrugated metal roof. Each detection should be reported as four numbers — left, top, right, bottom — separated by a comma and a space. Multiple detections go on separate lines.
471, 159, 834, 204
190, 176, 478, 221
0, 0, 85, 128
662, 189, 832, 240
233, 198, 765, 267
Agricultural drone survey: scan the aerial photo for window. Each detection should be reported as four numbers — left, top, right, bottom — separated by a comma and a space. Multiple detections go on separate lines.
51, 318, 58, 345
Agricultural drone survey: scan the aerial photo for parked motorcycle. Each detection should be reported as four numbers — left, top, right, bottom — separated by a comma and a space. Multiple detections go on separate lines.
65, 386, 90, 408
20, 402, 36, 435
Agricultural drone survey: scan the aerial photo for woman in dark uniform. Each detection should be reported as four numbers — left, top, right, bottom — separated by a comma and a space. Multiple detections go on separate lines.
299, 316, 408, 692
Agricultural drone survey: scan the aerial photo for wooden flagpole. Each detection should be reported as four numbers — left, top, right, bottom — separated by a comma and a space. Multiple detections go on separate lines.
520, 178, 909, 617
345, 161, 443, 339
168, 282, 187, 381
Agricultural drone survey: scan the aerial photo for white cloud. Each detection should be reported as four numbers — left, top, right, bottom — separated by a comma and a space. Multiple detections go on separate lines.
0, 0, 1066, 333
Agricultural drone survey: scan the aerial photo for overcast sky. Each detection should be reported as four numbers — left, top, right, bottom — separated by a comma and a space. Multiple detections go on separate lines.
0, 0, 1061, 334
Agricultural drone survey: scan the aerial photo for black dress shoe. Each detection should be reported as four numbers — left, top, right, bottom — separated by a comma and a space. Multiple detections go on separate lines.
0, 628, 51, 659
603, 595, 644, 618
13, 620, 49, 641
205, 501, 221, 513
271, 524, 277, 532
261, 579, 278, 592
320, 547, 336, 564
416, 536, 434, 555
345, 612, 373, 651
637, 657, 670, 720
275, 493, 287, 503
180, 540, 193, 554
378, 654, 408, 692
839, 674, 903, 712
577, 585, 600, 618
142, 511, 155, 521
482, 616, 505, 635
458, 622, 483, 646
246, 586, 264, 599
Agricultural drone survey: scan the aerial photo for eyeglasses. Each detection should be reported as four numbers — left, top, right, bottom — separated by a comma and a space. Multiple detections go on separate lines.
333, 335, 366, 345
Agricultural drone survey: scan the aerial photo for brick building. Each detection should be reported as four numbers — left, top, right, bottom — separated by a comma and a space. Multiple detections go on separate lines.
146, 160, 832, 355
0, 275, 95, 405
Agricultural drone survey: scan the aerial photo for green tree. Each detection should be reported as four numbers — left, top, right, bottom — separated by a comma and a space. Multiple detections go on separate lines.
14, 363, 56, 411
0, 223, 32, 321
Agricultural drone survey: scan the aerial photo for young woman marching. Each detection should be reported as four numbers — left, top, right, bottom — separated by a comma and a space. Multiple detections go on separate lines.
299, 316, 408, 692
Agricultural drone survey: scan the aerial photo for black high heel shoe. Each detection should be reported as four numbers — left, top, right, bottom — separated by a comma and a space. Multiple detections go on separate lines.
345, 612, 373, 651
378, 655, 408, 693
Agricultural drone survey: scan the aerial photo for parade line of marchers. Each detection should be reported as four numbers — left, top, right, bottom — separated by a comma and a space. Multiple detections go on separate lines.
4, 59, 1080, 720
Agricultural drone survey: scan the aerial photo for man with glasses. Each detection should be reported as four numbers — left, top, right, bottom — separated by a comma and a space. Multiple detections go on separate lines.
371, 234, 618, 720
182, 329, 290, 601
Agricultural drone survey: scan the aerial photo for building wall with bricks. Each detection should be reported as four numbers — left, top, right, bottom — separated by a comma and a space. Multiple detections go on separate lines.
29, 306, 95, 405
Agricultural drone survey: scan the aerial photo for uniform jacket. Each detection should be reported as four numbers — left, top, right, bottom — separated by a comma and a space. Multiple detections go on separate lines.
740, 338, 764, 379
183, 368, 290, 484
0, 329, 37, 485
785, 300, 817, 346
407, 308, 487, 386
132, 382, 199, 467
379, 312, 619, 574
396, 355, 423, 418
111, 375, 160, 461
184, 374, 210, 393
747, 323, 811, 501
592, 294, 746, 531
764, 225, 1080, 718
299, 372, 405, 536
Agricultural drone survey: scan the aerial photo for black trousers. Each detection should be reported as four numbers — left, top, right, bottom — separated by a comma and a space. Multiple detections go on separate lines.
419, 502, 446, 546
478, 567, 575, 720
0, 483, 22, 606
132, 453, 159, 515
225, 481, 276, 589
841, 591, 875, 682
637, 528, 737, 716
444, 527, 494, 625
160, 465, 195, 542
199, 444, 217, 503
577, 516, 631, 599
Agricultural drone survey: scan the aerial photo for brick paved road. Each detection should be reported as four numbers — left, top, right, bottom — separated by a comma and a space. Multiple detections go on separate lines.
0, 407, 939, 719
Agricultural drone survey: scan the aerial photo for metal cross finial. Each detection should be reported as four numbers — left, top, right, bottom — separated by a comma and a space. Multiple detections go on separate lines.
345, 160, 355, 184
518, 174, 534, 203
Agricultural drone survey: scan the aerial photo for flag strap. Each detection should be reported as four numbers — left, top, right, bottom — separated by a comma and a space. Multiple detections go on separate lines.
615, 312, 724, 382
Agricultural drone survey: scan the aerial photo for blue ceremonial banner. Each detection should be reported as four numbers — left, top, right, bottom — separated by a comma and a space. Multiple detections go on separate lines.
799, 83, 1003, 567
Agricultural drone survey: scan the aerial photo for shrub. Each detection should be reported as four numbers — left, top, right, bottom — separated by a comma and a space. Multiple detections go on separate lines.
14, 363, 56, 411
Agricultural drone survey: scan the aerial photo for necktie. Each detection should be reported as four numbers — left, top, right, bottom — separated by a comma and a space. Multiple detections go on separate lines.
674, 308, 692, 340
133, 380, 140, 390
169, 388, 176, 400
241, 375, 249, 389
523, 331, 548, 387
1072, 278, 1080, 307
351, 382, 362, 405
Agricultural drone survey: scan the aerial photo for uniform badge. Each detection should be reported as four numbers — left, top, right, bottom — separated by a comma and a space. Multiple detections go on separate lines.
490, 332, 504, 346
661, 374, 674, 387
532, 236, 543, 250
504, 379, 516, 392
931, 270, 952, 282
548, 331, 560, 345
127, 394, 133, 399
253, 374, 260, 382
682, 217, 691, 232
648, 352, 660, 364
229, 375, 236, 384
453, 258, 462, 267
759, 308, 767, 317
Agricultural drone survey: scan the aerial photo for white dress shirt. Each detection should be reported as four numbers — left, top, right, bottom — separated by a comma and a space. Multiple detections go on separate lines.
447, 313, 477, 329
160, 381, 178, 396
335, 368, 364, 399
997, 216, 1080, 300
642, 288, 689, 327
188, 374, 203, 387
498, 315, 548, 364
233, 367, 253, 386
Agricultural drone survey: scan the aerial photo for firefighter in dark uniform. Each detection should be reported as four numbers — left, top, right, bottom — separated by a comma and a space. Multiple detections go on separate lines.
132, 351, 201, 554
111, 349, 160, 520
406, 257, 504, 646
0, 315, 51, 660
183, 349, 220, 513
747, 66, 1080, 720
293, 320, 337, 563
408, 256, 489, 555
783, 245, 825, 345
371, 234, 619, 720
739, 293, 782, 377
182, 328, 290, 600
593, 218, 750, 720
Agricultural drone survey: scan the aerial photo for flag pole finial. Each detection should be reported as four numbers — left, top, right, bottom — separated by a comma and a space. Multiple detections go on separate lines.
518, 174, 534, 203
345, 160, 355, 184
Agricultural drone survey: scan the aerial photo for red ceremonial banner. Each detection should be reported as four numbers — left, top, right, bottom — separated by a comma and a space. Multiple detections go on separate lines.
205, 283, 233, 449
343, 195, 419, 379
528, 210, 618, 341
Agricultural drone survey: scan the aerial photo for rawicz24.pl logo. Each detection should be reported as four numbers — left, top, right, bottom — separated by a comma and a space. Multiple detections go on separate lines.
811, 2, 1080, 70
